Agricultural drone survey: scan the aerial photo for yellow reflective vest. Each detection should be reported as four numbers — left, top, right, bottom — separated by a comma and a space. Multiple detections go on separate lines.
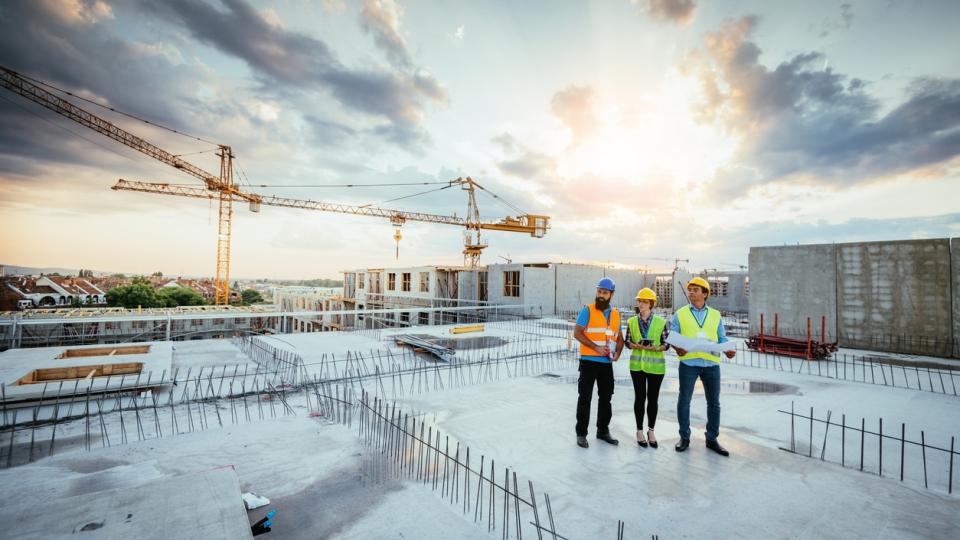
675, 304, 722, 364
627, 314, 666, 374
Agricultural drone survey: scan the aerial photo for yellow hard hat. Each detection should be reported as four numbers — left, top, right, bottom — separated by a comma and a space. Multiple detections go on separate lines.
635, 287, 657, 307
687, 277, 711, 296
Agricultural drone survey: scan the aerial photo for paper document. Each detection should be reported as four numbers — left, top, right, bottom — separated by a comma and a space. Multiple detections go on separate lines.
665, 333, 736, 355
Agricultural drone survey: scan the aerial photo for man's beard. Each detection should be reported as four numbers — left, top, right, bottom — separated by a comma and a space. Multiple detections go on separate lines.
595, 297, 610, 310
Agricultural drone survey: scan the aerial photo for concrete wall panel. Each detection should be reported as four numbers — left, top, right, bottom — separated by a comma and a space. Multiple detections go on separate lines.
837, 239, 953, 356
521, 266, 554, 316
953, 238, 960, 358
554, 264, 606, 314
748, 245, 838, 340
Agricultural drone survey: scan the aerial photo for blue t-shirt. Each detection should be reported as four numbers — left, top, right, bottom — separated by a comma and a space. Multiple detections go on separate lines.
576, 305, 615, 363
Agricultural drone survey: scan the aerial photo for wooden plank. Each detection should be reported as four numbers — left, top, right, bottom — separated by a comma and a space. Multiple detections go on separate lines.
16, 362, 144, 385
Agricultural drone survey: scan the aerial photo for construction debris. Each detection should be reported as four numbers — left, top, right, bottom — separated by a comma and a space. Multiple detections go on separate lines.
242, 492, 270, 510
393, 335, 455, 362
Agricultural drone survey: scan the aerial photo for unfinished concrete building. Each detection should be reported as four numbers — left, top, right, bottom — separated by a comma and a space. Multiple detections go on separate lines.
749, 238, 959, 358
0, 306, 287, 350
343, 262, 750, 322
484, 263, 753, 315
696, 270, 750, 313
341, 266, 488, 329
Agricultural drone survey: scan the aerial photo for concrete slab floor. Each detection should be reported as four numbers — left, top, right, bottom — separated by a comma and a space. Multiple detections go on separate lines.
0, 467, 252, 540
3, 328, 959, 538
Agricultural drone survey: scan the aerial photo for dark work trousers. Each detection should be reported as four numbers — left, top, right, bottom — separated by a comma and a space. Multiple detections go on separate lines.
677, 362, 721, 441
575, 360, 615, 436
630, 371, 664, 430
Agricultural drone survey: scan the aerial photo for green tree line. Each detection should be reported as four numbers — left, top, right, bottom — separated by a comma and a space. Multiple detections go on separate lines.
105, 278, 266, 308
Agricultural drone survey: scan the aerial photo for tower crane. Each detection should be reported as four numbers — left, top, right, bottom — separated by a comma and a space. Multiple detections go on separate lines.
0, 66, 550, 304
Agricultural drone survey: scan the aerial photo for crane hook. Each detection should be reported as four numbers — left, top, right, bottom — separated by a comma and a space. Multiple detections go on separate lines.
393, 226, 402, 259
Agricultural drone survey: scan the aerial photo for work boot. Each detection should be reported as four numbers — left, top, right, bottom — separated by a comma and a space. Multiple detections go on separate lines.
597, 432, 619, 445
706, 439, 730, 457
576, 436, 589, 448
675, 438, 690, 452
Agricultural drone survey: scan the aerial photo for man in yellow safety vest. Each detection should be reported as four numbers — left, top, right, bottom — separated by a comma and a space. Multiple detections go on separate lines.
672, 277, 736, 456
572, 277, 623, 448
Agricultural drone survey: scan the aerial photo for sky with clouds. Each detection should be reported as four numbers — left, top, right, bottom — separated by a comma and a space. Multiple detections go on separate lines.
1, 0, 958, 279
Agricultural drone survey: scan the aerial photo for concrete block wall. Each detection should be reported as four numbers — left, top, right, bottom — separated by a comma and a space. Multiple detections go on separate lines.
521, 266, 554, 316
486, 263, 523, 308
954, 238, 960, 358
837, 239, 953, 356
750, 238, 958, 358
605, 268, 648, 309
486, 263, 653, 316
554, 264, 606, 313
749, 244, 838, 341
457, 271, 478, 303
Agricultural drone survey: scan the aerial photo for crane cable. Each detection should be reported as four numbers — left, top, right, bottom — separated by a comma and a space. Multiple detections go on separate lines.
0, 93, 142, 165
252, 181, 451, 188
359, 183, 454, 208
10, 69, 221, 146
471, 181, 528, 216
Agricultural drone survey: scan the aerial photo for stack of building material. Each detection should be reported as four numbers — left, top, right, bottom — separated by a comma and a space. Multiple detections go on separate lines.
393, 335, 456, 362
746, 334, 838, 360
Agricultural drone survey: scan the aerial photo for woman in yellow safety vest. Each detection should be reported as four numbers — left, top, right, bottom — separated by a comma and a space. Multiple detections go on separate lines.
625, 288, 669, 448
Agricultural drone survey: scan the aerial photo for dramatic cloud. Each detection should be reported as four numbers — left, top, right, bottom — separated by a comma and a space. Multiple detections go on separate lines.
550, 85, 597, 148
304, 116, 357, 147
39, 0, 114, 25
643, 0, 696, 25
141, 0, 447, 149
685, 16, 960, 196
492, 133, 556, 180
0, 1, 234, 179
359, 0, 410, 68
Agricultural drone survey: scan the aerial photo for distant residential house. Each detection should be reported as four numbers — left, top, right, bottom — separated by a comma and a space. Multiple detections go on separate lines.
1, 276, 106, 309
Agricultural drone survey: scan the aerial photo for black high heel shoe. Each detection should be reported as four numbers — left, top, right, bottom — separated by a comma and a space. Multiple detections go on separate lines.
647, 429, 658, 449
636, 430, 648, 447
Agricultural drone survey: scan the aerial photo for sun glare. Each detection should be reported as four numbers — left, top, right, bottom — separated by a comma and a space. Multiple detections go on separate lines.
554, 73, 736, 188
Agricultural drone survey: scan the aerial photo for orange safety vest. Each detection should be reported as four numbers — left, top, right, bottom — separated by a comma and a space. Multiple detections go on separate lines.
578, 304, 621, 361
